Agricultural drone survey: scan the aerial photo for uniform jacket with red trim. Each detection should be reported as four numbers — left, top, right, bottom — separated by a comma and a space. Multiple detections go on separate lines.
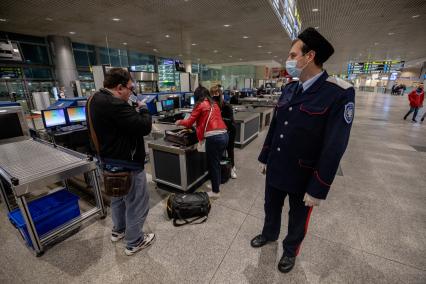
258, 71, 355, 200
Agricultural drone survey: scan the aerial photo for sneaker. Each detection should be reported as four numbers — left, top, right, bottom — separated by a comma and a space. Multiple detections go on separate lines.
207, 191, 220, 199
421, 117, 424, 122
231, 167, 237, 179
125, 233, 156, 256
111, 230, 125, 242
412, 119, 418, 123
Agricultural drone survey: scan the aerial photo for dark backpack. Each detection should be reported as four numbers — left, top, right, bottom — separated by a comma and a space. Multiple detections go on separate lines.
166, 192, 211, 227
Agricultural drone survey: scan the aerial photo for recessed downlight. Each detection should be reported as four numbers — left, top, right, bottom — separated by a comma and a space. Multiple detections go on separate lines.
412, 15, 420, 18
257, 45, 262, 48
45, 17, 53, 21
122, 42, 127, 45
388, 32, 395, 35
213, 50, 218, 53
191, 43, 197, 46
0, 18, 7, 22
312, 8, 319, 12
112, 18, 121, 22
223, 24, 231, 27
69, 31, 76, 35
165, 34, 170, 38
242, 36, 249, 39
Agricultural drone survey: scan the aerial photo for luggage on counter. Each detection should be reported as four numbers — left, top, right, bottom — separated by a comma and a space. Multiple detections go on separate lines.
164, 127, 198, 146
166, 192, 211, 227
220, 159, 232, 184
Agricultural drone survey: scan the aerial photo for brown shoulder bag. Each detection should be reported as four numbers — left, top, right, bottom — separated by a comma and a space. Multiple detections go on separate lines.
87, 94, 132, 197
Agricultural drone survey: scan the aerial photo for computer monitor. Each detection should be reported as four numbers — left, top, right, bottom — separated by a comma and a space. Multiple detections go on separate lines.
162, 99, 174, 111
156, 101, 163, 112
0, 113, 24, 140
41, 108, 67, 129
190, 96, 195, 106
66, 106, 86, 123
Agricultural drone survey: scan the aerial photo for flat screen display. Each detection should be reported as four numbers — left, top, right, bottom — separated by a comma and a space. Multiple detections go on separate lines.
42, 109, 67, 128
190, 96, 195, 106
0, 113, 23, 140
162, 99, 174, 111
66, 106, 86, 123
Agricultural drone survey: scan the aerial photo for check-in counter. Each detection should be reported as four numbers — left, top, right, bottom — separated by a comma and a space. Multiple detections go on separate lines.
147, 137, 207, 192
234, 112, 260, 148
250, 107, 274, 131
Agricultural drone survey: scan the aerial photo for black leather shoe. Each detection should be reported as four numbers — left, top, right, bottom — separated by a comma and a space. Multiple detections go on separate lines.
278, 255, 296, 273
250, 234, 269, 248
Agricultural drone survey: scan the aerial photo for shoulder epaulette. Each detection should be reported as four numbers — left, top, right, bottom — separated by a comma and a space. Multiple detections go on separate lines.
326, 77, 353, 90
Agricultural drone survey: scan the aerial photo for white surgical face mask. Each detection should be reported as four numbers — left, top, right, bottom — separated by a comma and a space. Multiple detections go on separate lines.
285, 60, 302, 78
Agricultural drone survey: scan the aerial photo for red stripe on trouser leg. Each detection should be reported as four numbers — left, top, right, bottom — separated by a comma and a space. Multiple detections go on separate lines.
295, 206, 313, 256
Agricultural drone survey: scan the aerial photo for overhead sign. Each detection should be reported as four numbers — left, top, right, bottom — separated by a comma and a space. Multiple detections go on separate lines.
0, 67, 22, 79
347, 61, 405, 75
270, 0, 301, 40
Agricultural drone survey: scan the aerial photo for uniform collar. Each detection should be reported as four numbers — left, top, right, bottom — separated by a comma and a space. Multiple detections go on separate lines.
288, 71, 329, 107
300, 71, 324, 92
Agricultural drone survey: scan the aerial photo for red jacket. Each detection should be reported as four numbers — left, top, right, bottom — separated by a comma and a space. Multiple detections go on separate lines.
178, 99, 227, 141
408, 90, 424, 107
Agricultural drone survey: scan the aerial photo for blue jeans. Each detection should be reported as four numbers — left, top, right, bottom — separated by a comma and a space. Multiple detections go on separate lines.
205, 133, 229, 193
111, 170, 150, 246
404, 107, 419, 120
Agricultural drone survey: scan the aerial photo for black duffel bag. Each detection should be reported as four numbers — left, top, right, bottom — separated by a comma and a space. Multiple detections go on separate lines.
166, 192, 211, 227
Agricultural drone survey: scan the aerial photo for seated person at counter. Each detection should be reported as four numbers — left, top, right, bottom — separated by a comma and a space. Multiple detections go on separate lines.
175, 86, 228, 198
86, 68, 155, 256
211, 85, 237, 179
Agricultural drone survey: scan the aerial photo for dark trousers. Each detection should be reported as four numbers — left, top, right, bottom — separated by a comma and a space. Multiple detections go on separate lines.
226, 127, 236, 167
206, 133, 228, 193
404, 107, 419, 120
262, 184, 313, 257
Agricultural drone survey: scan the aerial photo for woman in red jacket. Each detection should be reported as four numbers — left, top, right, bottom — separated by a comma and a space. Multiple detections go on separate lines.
176, 86, 228, 198
403, 84, 424, 122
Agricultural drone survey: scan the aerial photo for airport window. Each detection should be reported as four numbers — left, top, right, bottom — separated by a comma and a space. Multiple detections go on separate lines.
23, 67, 53, 79
73, 49, 96, 67
6, 32, 46, 45
72, 42, 96, 67
99, 47, 128, 67
20, 43, 50, 65
128, 51, 155, 72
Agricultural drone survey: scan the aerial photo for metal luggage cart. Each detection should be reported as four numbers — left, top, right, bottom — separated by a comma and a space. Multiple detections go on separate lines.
0, 138, 106, 256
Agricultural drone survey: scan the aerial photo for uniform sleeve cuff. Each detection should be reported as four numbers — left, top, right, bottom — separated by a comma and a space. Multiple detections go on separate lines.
306, 171, 330, 199
258, 146, 269, 164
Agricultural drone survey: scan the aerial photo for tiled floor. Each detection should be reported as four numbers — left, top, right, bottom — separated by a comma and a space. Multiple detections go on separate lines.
1, 92, 425, 283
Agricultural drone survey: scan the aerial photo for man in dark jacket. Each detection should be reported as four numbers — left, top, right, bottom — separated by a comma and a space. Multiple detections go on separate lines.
87, 68, 155, 256
251, 27, 355, 273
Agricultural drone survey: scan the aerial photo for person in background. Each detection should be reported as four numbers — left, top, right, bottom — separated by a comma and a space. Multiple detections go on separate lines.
59, 86, 66, 99
211, 85, 237, 179
403, 83, 424, 122
176, 87, 228, 198
86, 68, 155, 256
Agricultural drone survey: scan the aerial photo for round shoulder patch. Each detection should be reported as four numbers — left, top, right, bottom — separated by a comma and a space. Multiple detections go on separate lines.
344, 102, 354, 124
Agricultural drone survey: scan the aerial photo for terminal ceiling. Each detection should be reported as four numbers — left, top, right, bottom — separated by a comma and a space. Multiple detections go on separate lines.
0, 0, 425, 73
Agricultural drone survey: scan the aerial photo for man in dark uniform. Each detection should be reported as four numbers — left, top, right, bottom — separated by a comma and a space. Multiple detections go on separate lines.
251, 27, 355, 273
